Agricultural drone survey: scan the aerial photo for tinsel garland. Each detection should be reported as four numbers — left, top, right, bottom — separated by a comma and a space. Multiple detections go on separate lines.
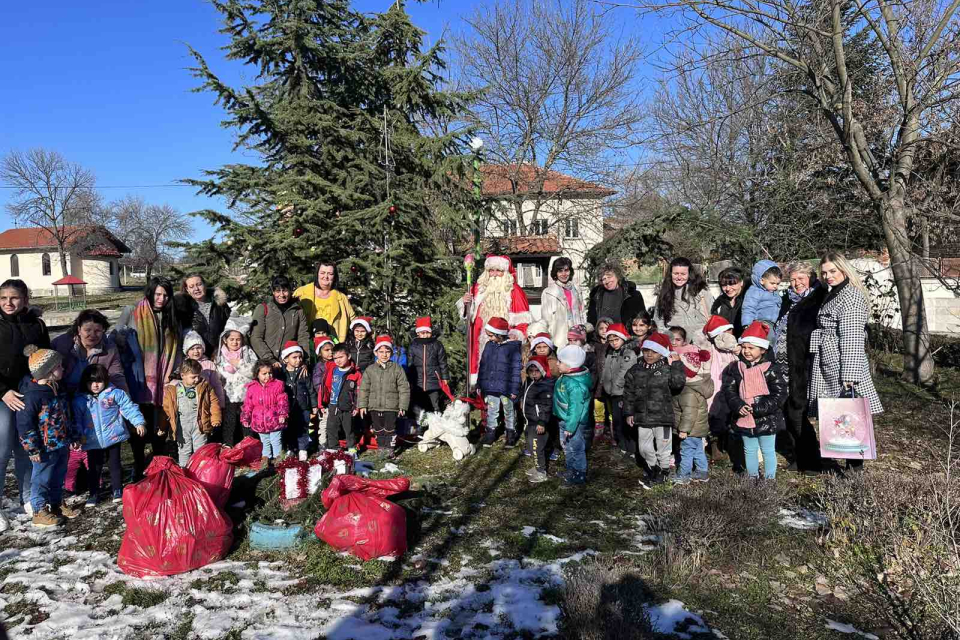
275, 457, 309, 502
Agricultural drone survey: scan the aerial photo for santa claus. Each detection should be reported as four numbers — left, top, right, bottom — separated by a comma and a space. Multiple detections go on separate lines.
458, 255, 532, 385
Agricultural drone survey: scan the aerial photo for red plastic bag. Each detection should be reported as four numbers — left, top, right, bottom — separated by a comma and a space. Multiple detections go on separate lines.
118, 457, 233, 578
186, 437, 263, 508
315, 476, 411, 561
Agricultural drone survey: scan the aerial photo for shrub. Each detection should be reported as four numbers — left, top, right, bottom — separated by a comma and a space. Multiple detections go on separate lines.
561, 557, 656, 640
868, 325, 960, 369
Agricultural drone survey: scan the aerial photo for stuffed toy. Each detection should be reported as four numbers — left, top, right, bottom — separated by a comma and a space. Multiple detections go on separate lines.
417, 400, 475, 460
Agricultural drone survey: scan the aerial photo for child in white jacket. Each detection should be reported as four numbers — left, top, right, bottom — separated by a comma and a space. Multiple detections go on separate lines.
216, 319, 258, 445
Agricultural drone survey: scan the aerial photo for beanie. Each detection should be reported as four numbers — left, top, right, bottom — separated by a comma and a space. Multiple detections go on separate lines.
605, 323, 630, 342
739, 321, 771, 349
182, 330, 205, 356
314, 335, 334, 355
567, 325, 587, 343
24, 345, 63, 380
703, 315, 734, 338
415, 317, 432, 333
675, 344, 711, 379
557, 344, 586, 369
350, 317, 372, 333
529, 332, 554, 351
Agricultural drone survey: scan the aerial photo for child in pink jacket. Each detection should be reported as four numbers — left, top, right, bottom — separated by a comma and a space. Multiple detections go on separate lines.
702, 315, 742, 469
241, 359, 289, 466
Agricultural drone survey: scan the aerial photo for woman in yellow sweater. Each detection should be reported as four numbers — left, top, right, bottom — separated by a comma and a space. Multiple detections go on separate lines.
293, 262, 355, 343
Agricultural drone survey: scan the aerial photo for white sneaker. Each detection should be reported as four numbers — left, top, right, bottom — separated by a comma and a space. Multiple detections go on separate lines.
23, 502, 34, 517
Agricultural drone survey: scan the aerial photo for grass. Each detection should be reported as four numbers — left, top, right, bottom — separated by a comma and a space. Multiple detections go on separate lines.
102, 582, 169, 608
31, 290, 141, 315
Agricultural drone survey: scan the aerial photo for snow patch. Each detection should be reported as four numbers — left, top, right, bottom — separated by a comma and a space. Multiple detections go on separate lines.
779, 508, 828, 530
825, 619, 880, 639
644, 599, 713, 639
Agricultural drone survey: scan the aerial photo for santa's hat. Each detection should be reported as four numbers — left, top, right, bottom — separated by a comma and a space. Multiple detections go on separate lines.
374, 335, 394, 352
415, 317, 432, 333
739, 321, 770, 349
484, 255, 510, 272
529, 332, 554, 351
703, 315, 734, 338
676, 344, 711, 379
314, 335, 333, 355
557, 344, 586, 369
641, 333, 672, 358
281, 341, 303, 360
484, 317, 509, 336
350, 316, 372, 333
526, 355, 552, 377
606, 323, 630, 341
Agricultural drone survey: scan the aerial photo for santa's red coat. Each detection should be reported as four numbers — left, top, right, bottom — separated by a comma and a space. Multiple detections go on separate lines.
463, 281, 532, 380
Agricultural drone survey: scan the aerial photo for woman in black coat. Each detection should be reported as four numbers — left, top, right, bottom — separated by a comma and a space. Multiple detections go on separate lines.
176, 273, 231, 357
587, 261, 645, 328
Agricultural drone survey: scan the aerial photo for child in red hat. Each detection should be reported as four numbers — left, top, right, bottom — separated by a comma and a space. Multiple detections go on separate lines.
409, 317, 450, 422
671, 345, 714, 484
477, 317, 523, 448
358, 335, 410, 458
521, 355, 555, 482
600, 323, 638, 456
347, 317, 376, 373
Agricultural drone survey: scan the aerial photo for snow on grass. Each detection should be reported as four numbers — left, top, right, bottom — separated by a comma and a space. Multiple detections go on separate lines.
643, 599, 715, 639
825, 619, 880, 639
520, 526, 567, 544
779, 508, 829, 530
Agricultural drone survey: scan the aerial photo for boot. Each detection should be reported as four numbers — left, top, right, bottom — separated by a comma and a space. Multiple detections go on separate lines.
32, 506, 63, 528
54, 503, 82, 519
504, 430, 520, 449
480, 430, 497, 448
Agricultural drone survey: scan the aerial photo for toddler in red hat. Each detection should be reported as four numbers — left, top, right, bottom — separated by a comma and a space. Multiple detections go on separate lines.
477, 317, 523, 448
600, 323, 638, 456
671, 344, 714, 484
410, 317, 450, 422
358, 335, 411, 458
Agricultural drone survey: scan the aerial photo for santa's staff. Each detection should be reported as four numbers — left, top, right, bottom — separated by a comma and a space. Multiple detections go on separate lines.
466, 136, 485, 396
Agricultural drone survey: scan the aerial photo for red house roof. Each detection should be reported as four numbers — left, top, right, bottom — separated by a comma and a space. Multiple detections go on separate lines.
484, 236, 560, 256
0, 226, 131, 258
481, 164, 614, 198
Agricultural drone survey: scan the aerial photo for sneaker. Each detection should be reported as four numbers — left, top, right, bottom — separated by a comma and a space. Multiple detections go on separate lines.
692, 473, 710, 483
480, 430, 497, 448
112, 490, 123, 503
522, 448, 532, 457
671, 475, 691, 486
525, 467, 540, 477
647, 468, 665, 486
549, 450, 560, 462
528, 470, 549, 484
23, 502, 34, 517
55, 503, 82, 519
504, 431, 520, 449
85, 494, 99, 507
32, 506, 63, 528
554, 469, 572, 481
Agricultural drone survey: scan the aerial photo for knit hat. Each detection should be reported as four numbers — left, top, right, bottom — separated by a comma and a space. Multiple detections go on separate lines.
567, 325, 587, 343
703, 315, 734, 338
24, 345, 62, 380
311, 318, 334, 337
484, 255, 510, 272
675, 344, 712, 379
526, 355, 551, 378
641, 333, 671, 358
415, 317, 432, 333
484, 317, 509, 336
530, 332, 554, 351
314, 335, 334, 355
182, 330, 205, 356
350, 317, 372, 333
281, 341, 303, 360
606, 323, 630, 342
557, 344, 586, 369
739, 321, 770, 349
374, 335, 394, 352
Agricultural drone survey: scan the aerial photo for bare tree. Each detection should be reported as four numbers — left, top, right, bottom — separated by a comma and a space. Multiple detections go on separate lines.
603, 0, 960, 385
455, 0, 645, 238
108, 196, 192, 282
1, 148, 100, 279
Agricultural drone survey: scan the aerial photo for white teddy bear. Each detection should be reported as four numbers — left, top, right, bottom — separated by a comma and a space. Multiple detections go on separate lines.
417, 400, 476, 460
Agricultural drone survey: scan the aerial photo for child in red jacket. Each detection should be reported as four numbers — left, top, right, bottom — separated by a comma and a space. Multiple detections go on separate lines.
321, 343, 362, 454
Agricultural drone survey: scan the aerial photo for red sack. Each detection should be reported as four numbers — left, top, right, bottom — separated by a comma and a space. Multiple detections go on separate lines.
118, 457, 233, 578
186, 437, 263, 508
315, 476, 411, 561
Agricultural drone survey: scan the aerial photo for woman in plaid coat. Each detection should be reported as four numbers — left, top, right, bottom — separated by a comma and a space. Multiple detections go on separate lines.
807, 253, 883, 417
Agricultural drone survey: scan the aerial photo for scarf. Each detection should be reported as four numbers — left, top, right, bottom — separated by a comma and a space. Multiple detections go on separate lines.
737, 361, 771, 429
220, 344, 243, 374
133, 298, 177, 405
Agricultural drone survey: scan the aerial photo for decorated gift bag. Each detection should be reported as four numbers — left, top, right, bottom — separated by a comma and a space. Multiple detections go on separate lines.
186, 437, 263, 509
315, 475, 410, 561
118, 457, 233, 578
276, 450, 355, 510
818, 388, 877, 460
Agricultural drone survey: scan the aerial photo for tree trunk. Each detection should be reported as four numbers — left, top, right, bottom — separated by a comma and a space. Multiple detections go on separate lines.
145, 263, 154, 283
57, 248, 77, 296
881, 199, 935, 386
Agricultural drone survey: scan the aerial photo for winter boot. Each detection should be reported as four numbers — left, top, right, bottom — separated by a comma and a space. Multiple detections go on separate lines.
480, 430, 497, 448
55, 503, 82, 520
504, 430, 520, 449
32, 506, 63, 528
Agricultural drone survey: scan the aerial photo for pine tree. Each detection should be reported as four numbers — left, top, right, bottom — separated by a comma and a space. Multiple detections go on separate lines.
184, 0, 472, 331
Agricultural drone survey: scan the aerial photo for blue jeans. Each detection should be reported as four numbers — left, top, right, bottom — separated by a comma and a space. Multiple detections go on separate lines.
259, 431, 283, 459
484, 395, 516, 432
743, 434, 777, 479
30, 446, 69, 513
562, 422, 587, 481
0, 403, 32, 505
678, 436, 709, 479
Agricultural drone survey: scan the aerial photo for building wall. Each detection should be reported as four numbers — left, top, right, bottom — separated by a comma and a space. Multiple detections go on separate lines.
0, 250, 119, 296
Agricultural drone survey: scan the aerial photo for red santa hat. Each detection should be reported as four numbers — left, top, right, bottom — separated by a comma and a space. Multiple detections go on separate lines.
526, 355, 552, 378
606, 323, 630, 341
641, 332, 672, 358
415, 317, 432, 333
739, 321, 771, 349
313, 335, 333, 355
484, 255, 511, 272
281, 341, 303, 360
529, 332, 554, 351
675, 344, 712, 379
484, 317, 510, 336
350, 316, 373, 333
703, 315, 734, 338
374, 335, 394, 352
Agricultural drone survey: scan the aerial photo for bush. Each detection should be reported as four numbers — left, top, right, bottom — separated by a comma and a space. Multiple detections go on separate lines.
561, 557, 656, 640
868, 325, 960, 369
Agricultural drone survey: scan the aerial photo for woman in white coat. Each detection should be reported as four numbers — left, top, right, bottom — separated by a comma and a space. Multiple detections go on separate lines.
540, 257, 586, 350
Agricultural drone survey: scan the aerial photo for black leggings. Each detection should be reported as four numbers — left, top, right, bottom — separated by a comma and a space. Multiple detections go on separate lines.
221, 401, 245, 446
88, 444, 123, 493
130, 403, 166, 478
327, 408, 355, 449
371, 411, 398, 450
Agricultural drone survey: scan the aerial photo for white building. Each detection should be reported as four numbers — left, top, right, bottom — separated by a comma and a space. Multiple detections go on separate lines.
479, 164, 612, 315
0, 226, 131, 296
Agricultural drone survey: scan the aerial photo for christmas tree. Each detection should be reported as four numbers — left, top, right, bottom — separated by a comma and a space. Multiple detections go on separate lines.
184, 0, 474, 332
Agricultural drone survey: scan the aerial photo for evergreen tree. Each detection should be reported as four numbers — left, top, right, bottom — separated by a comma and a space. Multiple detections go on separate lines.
184, 0, 472, 332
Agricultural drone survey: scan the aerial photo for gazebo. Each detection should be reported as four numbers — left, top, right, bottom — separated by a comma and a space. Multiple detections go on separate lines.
51, 275, 87, 310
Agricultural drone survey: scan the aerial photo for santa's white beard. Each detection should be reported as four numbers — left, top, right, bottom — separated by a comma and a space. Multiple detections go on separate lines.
476, 271, 514, 324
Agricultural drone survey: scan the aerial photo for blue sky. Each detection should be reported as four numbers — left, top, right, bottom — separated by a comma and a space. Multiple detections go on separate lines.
0, 0, 653, 241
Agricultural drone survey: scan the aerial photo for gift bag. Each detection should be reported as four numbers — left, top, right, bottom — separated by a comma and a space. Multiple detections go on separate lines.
818, 389, 877, 460
118, 457, 233, 578
186, 437, 263, 509
315, 476, 410, 561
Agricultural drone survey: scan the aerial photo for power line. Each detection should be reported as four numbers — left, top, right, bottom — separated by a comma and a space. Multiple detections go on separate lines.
0, 184, 194, 189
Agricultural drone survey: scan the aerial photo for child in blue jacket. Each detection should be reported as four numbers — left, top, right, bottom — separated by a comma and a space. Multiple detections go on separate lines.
741, 260, 783, 329
477, 317, 522, 449
73, 364, 146, 505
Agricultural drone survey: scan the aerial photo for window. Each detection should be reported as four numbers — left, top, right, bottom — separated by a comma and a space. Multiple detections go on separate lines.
531, 219, 549, 236
501, 219, 518, 236
517, 263, 543, 288
564, 218, 580, 239
41, 253, 51, 276
9, 254, 18, 278
109, 260, 115, 276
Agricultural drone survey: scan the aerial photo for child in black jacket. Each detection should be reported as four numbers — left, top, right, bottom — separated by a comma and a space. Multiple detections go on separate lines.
409, 317, 449, 417
278, 341, 317, 460
347, 317, 376, 372
522, 356, 555, 482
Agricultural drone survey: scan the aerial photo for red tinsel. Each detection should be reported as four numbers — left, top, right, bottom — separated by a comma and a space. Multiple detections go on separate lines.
275, 457, 309, 502
313, 450, 355, 474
